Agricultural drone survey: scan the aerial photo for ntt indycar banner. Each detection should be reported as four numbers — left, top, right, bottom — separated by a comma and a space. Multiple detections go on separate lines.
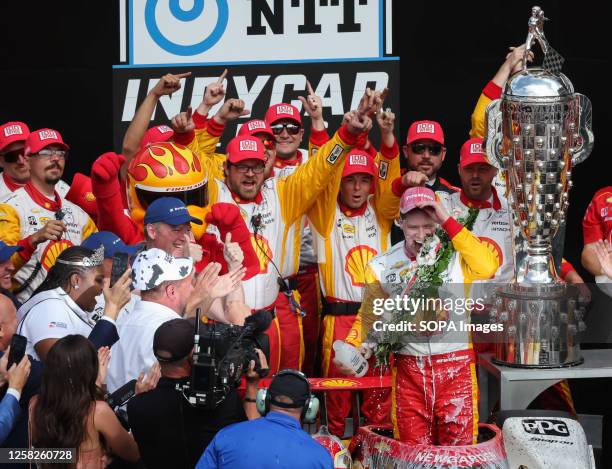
113, 0, 398, 150
112, 60, 400, 150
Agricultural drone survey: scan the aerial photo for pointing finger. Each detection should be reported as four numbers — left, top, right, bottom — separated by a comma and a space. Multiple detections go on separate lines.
216, 69, 228, 85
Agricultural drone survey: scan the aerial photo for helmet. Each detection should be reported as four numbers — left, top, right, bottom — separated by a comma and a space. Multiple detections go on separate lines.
312, 426, 352, 468
127, 142, 208, 238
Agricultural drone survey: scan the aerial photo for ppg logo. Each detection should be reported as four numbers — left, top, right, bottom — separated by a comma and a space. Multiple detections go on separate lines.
522, 419, 570, 437
144, 0, 229, 56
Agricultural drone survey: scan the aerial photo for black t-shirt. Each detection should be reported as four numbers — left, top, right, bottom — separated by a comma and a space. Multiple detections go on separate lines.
127, 376, 246, 469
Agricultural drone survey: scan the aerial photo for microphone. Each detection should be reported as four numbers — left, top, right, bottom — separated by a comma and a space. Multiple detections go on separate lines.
244, 310, 273, 334
251, 214, 262, 230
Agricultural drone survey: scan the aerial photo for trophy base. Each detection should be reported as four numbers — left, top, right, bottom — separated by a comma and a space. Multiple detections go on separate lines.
489, 284, 585, 369
491, 356, 584, 369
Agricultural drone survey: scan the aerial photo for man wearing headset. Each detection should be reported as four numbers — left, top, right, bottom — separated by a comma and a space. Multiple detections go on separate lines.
197, 369, 333, 469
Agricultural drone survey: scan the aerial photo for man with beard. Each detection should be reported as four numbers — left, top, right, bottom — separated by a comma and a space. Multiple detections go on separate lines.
0, 129, 97, 301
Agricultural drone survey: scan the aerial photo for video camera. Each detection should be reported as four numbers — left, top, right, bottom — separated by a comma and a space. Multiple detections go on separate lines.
176, 309, 272, 410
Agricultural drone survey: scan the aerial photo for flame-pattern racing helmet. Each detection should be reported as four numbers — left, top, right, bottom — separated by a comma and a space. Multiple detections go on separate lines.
127, 142, 208, 238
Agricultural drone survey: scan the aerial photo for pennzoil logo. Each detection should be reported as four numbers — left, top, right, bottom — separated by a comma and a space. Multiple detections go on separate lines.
251, 233, 272, 273
41, 240, 74, 271
477, 236, 503, 278
345, 245, 377, 286
326, 144, 343, 164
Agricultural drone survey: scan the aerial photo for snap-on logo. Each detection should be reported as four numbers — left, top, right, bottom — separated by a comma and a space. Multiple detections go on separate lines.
349, 154, 368, 166
416, 123, 435, 134
37, 130, 59, 141
239, 140, 258, 152
275, 105, 294, 116
522, 419, 570, 437
248, 121, 266, 131
3, 125, 24, 137
470, 142, 484, 154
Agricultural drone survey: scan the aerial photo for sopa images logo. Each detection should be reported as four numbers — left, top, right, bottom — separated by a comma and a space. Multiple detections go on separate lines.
144, 0, 229, 56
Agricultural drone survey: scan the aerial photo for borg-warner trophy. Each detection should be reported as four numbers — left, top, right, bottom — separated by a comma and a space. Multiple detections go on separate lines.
484, 6, 594, 367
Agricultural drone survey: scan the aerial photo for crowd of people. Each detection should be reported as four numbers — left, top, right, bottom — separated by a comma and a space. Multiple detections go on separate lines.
0, 42, 611, 468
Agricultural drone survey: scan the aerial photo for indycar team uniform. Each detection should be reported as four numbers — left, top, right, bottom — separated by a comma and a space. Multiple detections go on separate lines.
346, 217, 499, 445
305, 139, 400, 437
183, 123, 361, 374
0, 183, 97, 301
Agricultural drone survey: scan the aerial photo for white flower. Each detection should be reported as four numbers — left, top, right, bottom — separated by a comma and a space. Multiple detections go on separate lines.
416, 234, 440, 267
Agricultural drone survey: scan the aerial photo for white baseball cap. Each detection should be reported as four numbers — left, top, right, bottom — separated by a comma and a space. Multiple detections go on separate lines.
131, 248, 193, 291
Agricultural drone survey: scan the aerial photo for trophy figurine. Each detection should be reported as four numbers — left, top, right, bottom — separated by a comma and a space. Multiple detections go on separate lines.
484, 6, 594, 367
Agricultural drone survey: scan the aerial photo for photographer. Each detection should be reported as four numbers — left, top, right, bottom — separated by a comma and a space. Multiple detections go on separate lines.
127, 318, 267, 469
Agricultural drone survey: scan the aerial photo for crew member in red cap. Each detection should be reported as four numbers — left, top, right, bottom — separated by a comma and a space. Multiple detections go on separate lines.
0, 121, 73, 199
0, 128, 97, 301
307, 109, 400, 437
0, 122, 31, 197
339, 186, 499, 445
399, 119, 459, 196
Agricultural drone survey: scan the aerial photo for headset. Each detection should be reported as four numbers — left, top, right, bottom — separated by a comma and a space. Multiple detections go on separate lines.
255, 369, 319, 423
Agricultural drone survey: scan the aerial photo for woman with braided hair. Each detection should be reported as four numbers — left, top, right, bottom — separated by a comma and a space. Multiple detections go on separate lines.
16, 246, 131, 361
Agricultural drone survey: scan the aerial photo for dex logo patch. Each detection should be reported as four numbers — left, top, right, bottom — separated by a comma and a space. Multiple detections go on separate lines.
522, 419, 570, 437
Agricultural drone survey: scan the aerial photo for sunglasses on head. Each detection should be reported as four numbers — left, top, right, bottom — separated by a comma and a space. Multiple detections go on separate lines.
0, 149, 24, 163
410, 143, 443, 156
270, 123, 301, 136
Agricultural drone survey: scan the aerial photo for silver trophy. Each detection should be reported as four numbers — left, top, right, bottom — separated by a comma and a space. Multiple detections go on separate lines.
484, 6, 594, 367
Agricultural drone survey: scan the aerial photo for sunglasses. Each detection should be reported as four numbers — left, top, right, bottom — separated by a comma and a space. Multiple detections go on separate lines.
270, 123, 301, 136
410, 143, 443, 156
0, 149, 24, 163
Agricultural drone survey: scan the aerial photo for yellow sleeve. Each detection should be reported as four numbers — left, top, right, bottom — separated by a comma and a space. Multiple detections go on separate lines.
450, 223, 500, 282
373, 144, 402, 221
81, 216, 98, 239
191, 127, 226, 180
345, 263, 387, 347
0, 203, 22, 246
306, 167, 343, 238
469, 92, 492, 139
277, 128, 357, 227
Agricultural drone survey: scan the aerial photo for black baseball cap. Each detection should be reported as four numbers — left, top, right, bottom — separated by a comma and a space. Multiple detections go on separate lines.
153, 318, 194, 362
269, 370, 310, 408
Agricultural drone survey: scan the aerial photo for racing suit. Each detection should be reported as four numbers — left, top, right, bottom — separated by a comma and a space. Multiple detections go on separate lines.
307, 140, 401, 437
346, 218, 499, 445
0, 183, 97, 301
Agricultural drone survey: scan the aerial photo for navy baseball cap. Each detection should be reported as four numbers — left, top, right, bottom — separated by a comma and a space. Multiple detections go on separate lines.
81, 232, 140, 258
144, 197, 203, 226
0, 240, 23, 263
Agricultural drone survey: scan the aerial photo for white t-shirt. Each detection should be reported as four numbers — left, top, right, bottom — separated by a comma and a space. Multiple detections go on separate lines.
106, 299, 179, 392
17, 287, 96, 360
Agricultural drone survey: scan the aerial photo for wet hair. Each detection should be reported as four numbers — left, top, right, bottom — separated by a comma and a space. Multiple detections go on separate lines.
32, 246, 96, 296
31, 335, 104, 467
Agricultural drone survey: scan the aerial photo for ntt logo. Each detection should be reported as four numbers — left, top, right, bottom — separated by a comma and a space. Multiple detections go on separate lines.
144, 0, 229, 56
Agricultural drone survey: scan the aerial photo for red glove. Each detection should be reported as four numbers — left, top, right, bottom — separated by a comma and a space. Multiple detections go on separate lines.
91, 152, 125, 199
205, 203, 244, 240
205, 203, 259, 280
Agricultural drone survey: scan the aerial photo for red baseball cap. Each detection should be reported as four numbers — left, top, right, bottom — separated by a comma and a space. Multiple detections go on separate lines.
24, 128, 69, 156
342, 149, 377, 178
238, 119, 274, 139
406, 120, 444, 145
226, 136, 266, 164
265, 103, 302, 126
0, 122, 30, 152
141, 125, 174, 149
400, 186, 436, 214
460, 137, 491, 168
